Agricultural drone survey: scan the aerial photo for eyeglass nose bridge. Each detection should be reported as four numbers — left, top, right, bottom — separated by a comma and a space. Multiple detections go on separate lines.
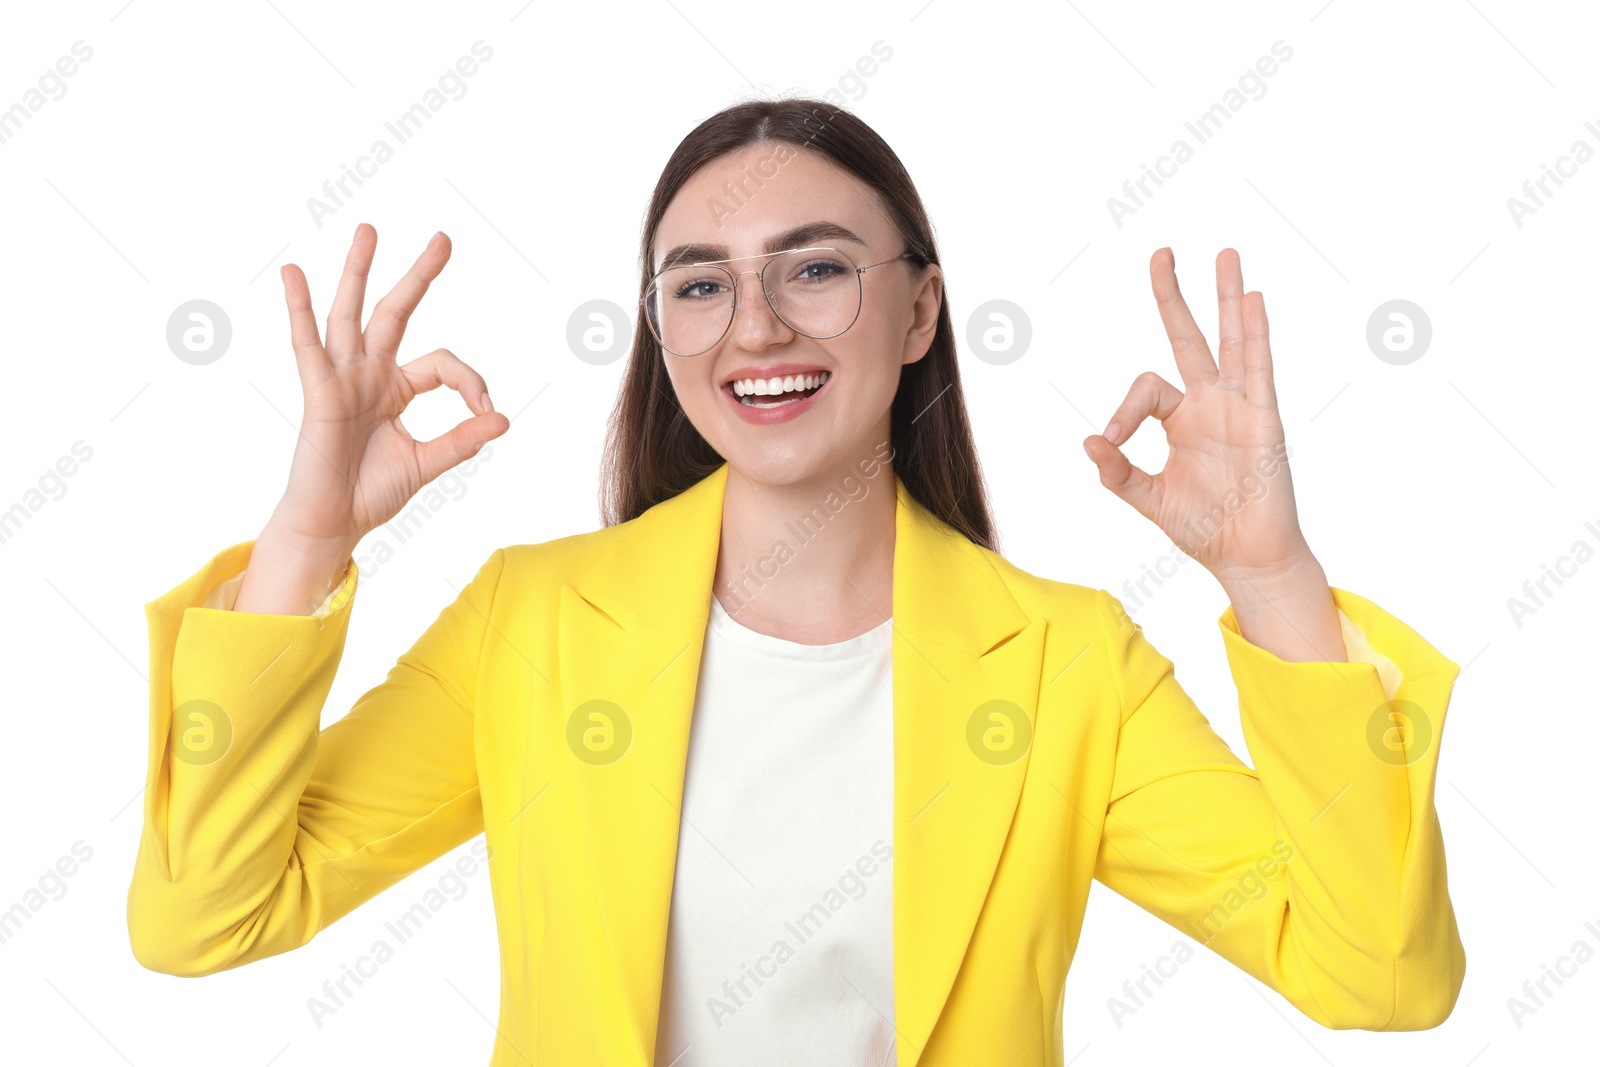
724, 264, 789, 333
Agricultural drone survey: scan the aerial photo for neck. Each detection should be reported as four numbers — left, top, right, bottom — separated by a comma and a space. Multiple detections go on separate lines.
713, 448, 897, 644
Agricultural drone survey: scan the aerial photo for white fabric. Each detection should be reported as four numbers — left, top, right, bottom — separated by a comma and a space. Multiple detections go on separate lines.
652, 594, 898, 1067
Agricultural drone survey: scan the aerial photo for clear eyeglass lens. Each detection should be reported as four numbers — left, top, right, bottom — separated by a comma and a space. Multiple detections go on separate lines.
646, 248, 863, 355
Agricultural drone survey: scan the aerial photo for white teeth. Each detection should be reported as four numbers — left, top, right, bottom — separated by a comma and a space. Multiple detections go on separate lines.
730, 371, 829, 397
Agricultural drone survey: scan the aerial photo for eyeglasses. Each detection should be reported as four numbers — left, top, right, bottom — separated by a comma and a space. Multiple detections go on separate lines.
642, 245, 919, 357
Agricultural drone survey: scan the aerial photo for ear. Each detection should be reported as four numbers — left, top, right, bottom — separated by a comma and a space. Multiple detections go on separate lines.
901, 263, 944, 366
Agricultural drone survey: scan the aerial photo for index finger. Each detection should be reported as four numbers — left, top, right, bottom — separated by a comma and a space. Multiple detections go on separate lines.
326, 223, 378, 362
1215, 248, 1246, 385
364, 231, 452, 361
280, 262, 331, 380
1149, 247, 1217, 387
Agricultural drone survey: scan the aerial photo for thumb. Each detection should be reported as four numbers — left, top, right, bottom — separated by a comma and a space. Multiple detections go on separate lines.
416, 412, 507, 484
1082, 433, 1159, 520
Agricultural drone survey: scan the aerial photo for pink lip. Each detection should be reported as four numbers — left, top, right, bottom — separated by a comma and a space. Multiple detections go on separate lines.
722, 372, 831, 425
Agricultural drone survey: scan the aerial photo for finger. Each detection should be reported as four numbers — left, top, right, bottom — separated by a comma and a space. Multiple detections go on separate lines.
1082, 431, 1159, 521
1243, 290, 1277, 409
397, 347, 496, 416
415, 409, 509, 485
399, 348, 507, 482
1149, 247, 1216, 387
326, 223, 378, 362
280, 263, 331, 380
1215, 248, 1246, 386
1098, 370, 1185, 448
365, 231, 452, 361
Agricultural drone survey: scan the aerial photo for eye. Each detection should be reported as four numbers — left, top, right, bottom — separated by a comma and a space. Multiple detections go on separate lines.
791, 258, 849, 284
672, 276, 727, 300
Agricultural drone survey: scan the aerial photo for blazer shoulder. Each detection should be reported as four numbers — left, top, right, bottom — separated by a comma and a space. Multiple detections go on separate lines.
992, 551, 1155, 661
974, 547, 1161, 726
977, 543, 1109, 619
493, 517, 636, 597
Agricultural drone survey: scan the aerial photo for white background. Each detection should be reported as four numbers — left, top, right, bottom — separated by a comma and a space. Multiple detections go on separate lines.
0, 1, 1594, 1064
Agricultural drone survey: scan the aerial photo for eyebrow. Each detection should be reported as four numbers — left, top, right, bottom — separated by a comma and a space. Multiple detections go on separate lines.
656, 221, 868, 272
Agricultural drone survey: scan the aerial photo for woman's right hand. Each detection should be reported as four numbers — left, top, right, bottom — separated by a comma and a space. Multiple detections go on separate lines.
236, 223, 509, 615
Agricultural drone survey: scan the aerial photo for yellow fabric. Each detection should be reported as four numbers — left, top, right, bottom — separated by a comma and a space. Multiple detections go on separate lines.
203, 574, 1401, 690
203, 545, 1402, 697
128, 461, 1464, 1065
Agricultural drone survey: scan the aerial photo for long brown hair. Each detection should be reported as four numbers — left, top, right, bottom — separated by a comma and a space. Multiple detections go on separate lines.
599, 96, 997, 552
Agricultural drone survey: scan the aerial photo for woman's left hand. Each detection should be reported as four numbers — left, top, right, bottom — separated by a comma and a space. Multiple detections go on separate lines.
1082, 247, 1312, 590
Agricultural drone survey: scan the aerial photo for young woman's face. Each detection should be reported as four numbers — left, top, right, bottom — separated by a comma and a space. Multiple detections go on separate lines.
654, 143, 942, 487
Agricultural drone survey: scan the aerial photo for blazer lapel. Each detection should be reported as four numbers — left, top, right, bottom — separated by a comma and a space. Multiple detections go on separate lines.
886, 471, 1045, 1064
553, 461, 1044, 1066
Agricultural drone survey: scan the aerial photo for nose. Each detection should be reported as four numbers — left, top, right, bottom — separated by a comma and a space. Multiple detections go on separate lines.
726, 268, 792, 347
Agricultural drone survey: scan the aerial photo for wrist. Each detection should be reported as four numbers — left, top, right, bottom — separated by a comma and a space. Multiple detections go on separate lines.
1218, 553, 1345, 663
1215, 549, 1328, 607
256, 518, 357, 573
238, 525, 356, 616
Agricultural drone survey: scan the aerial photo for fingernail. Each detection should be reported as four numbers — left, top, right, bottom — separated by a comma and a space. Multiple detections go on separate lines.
1104, 420, 1121, 443
480, 392, 493, 413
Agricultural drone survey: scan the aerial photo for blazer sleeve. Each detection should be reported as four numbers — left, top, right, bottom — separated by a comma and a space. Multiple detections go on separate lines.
126, 539, 504, 977
1090, 585, 1466, 1030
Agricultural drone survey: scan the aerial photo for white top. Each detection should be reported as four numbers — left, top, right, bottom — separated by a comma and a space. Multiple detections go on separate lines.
651, 594, 898, 1067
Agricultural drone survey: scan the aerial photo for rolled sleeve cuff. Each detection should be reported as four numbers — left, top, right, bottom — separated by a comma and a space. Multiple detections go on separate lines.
201, 550, 354, 617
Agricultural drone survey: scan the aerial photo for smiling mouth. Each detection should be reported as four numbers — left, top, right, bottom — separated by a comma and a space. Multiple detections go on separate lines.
727, 370, 831, 408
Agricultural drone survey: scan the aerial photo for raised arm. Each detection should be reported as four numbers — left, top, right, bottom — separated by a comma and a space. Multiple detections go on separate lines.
128, 542, 503, 975
1091, 585, 1465, 1028
127, 222, 509, 974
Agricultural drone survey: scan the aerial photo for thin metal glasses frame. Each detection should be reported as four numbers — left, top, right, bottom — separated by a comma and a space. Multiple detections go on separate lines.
641, 245, 919, 356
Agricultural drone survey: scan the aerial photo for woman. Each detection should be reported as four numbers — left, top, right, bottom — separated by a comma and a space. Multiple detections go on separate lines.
127, 98, 1465, 1066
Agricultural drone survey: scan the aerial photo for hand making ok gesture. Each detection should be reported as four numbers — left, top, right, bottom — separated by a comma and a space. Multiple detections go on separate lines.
1083, 247, 1341, 660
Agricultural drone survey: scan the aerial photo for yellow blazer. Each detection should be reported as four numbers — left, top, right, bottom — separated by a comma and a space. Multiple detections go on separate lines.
128, 461, 1466, 1065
